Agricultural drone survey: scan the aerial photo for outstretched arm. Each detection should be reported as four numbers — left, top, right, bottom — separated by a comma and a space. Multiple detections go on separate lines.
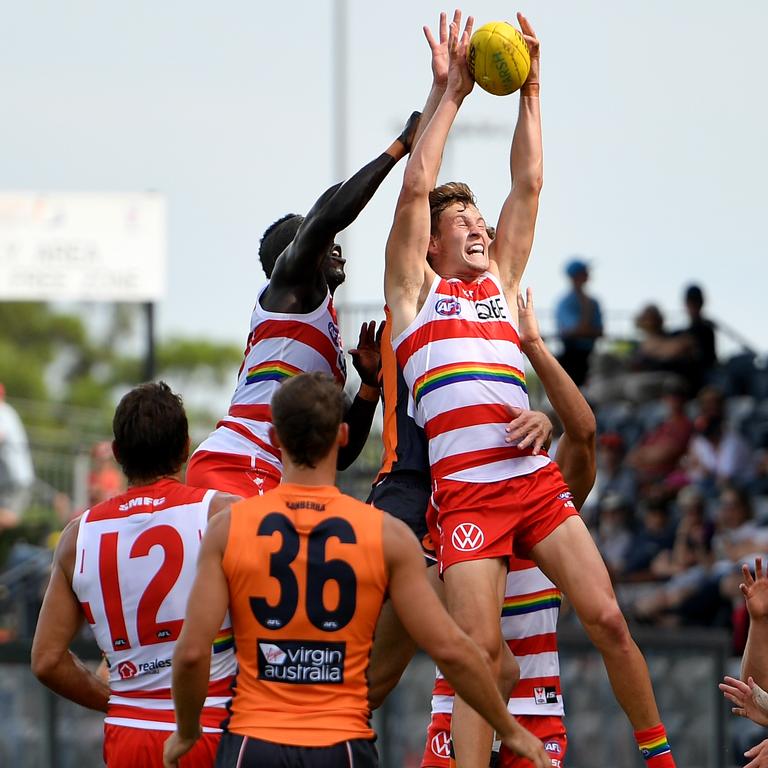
518, 288, 596, 507
489, 14, 542, 299
31, 519, 110, 712
385, 15, 474, 336
270, 114, 420, 296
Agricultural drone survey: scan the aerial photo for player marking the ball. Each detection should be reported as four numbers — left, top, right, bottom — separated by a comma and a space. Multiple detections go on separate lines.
384, 9, 677, 767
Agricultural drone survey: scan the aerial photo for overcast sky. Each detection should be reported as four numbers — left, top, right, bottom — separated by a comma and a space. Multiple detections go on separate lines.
2, 0, 767, 357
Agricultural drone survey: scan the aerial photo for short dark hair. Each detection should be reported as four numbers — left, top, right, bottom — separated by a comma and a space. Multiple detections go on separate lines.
259, 213, 304, 278
428, 182, 477, 235
271, 373, 344, 468
112, 382, 189, 482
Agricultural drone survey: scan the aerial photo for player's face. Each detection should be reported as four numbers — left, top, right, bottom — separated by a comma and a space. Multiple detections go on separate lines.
428, 203, 491, 279
322, 242, 346, 294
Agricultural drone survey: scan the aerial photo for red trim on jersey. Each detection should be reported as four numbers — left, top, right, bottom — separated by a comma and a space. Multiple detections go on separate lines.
431, 445, 534, 479
80, 600, 95, 625
215, 420, 282, 460
107, 704, 228, 729
248, 320, 344, 383
114, 676, 234, 700
424, 403, 512, 440
86, 480, 208, 523
436, 277, 502, 299
395, 318, 520, 369
507, 633, 559, 656
227, 403, 272, 422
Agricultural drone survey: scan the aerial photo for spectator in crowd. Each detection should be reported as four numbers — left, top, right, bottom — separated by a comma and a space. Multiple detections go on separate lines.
584, 304, 690, 404
555, 258, 603, 386
684, 389, 754, 492
592, 492, 634, 579
712, 486, 768, 566
87, 441, 124, 506
582, 432, 636, 525
677, 284, 717, 393
622, 497, 676, 581
626, 380, 693, 493
0, 383, 34, 530
633, 487, 720, 627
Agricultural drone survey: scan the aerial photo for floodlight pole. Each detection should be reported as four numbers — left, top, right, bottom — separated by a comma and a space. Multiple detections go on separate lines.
143, 301, 156, 381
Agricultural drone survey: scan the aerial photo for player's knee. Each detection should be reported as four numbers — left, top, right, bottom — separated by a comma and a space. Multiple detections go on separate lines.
581, 598, 632, 650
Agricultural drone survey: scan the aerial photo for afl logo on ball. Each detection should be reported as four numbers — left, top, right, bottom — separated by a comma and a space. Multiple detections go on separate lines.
118, 661, 138, 680
435, 297, 461, 316
451, 523, 484, 551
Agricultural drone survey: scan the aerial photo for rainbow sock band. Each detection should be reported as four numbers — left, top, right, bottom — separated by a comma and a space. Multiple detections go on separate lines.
635, 724, 672, 762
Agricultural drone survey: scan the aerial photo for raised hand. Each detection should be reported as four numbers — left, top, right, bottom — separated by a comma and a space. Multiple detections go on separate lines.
742, 558, 768, 622
423, 10, 461, 89
744, 738, 768, 768
517, 12, 540, 93
517, 287, 542, 349
505, 406, 552, 455
719, 675, 768, 727
501, 725, 551, 768
349, 320, 383, 388
446, 12, 475, 99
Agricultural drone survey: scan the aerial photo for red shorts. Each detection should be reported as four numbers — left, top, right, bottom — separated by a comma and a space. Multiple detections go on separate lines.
103, 724, 221, 768
185, 450, 280, 498
432, 463, 578, 574
421, 712, 567, 768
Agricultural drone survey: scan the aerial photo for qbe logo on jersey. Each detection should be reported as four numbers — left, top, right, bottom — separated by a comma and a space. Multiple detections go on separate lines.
258, 640, 346, 684
451, 522, 484, 551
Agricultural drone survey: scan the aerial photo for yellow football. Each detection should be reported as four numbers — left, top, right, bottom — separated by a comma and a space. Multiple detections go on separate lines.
468, 21, 531, 96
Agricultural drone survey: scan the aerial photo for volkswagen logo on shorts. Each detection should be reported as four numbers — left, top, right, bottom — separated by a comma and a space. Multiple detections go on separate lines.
431, 731, 451, 758
451, 522, 484, 551
117, 661, 137, 680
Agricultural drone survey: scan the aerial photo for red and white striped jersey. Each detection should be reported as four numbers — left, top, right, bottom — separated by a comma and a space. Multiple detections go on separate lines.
393, 272, 549, 483
191, 284, 347, 475
431, 557, 563, 718
71, 478, 236, 732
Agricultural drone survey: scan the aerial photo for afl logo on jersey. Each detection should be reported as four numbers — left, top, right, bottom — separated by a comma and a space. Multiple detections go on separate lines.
451, 523, 484, 551
118, 661, 138, 680
435, 297, 461, 316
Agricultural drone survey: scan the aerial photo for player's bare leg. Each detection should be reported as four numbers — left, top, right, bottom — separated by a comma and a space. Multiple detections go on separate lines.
444, 557, 515, 768
369, 563, 445, 708
530, 515, 661, 728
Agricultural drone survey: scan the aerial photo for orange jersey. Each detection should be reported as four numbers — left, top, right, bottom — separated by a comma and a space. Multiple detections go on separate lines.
222, 483, 387, 747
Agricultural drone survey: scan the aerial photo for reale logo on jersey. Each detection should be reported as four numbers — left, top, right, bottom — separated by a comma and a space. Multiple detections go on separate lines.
451, 523, 484, 551
257, 639, 346, 684
435, 297, 461, 316
430, 731, 451, 758
533, 686, 558, 705
117, 661, 137, 680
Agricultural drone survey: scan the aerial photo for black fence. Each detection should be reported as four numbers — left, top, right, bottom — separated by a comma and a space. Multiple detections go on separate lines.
0, 626, 740, 768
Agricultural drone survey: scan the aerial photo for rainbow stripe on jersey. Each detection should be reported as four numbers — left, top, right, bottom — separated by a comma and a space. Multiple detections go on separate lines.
413, 362, 526, 406
213, 628, 234, 654
245, 360, 302, 386
502, 588, 562, 617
